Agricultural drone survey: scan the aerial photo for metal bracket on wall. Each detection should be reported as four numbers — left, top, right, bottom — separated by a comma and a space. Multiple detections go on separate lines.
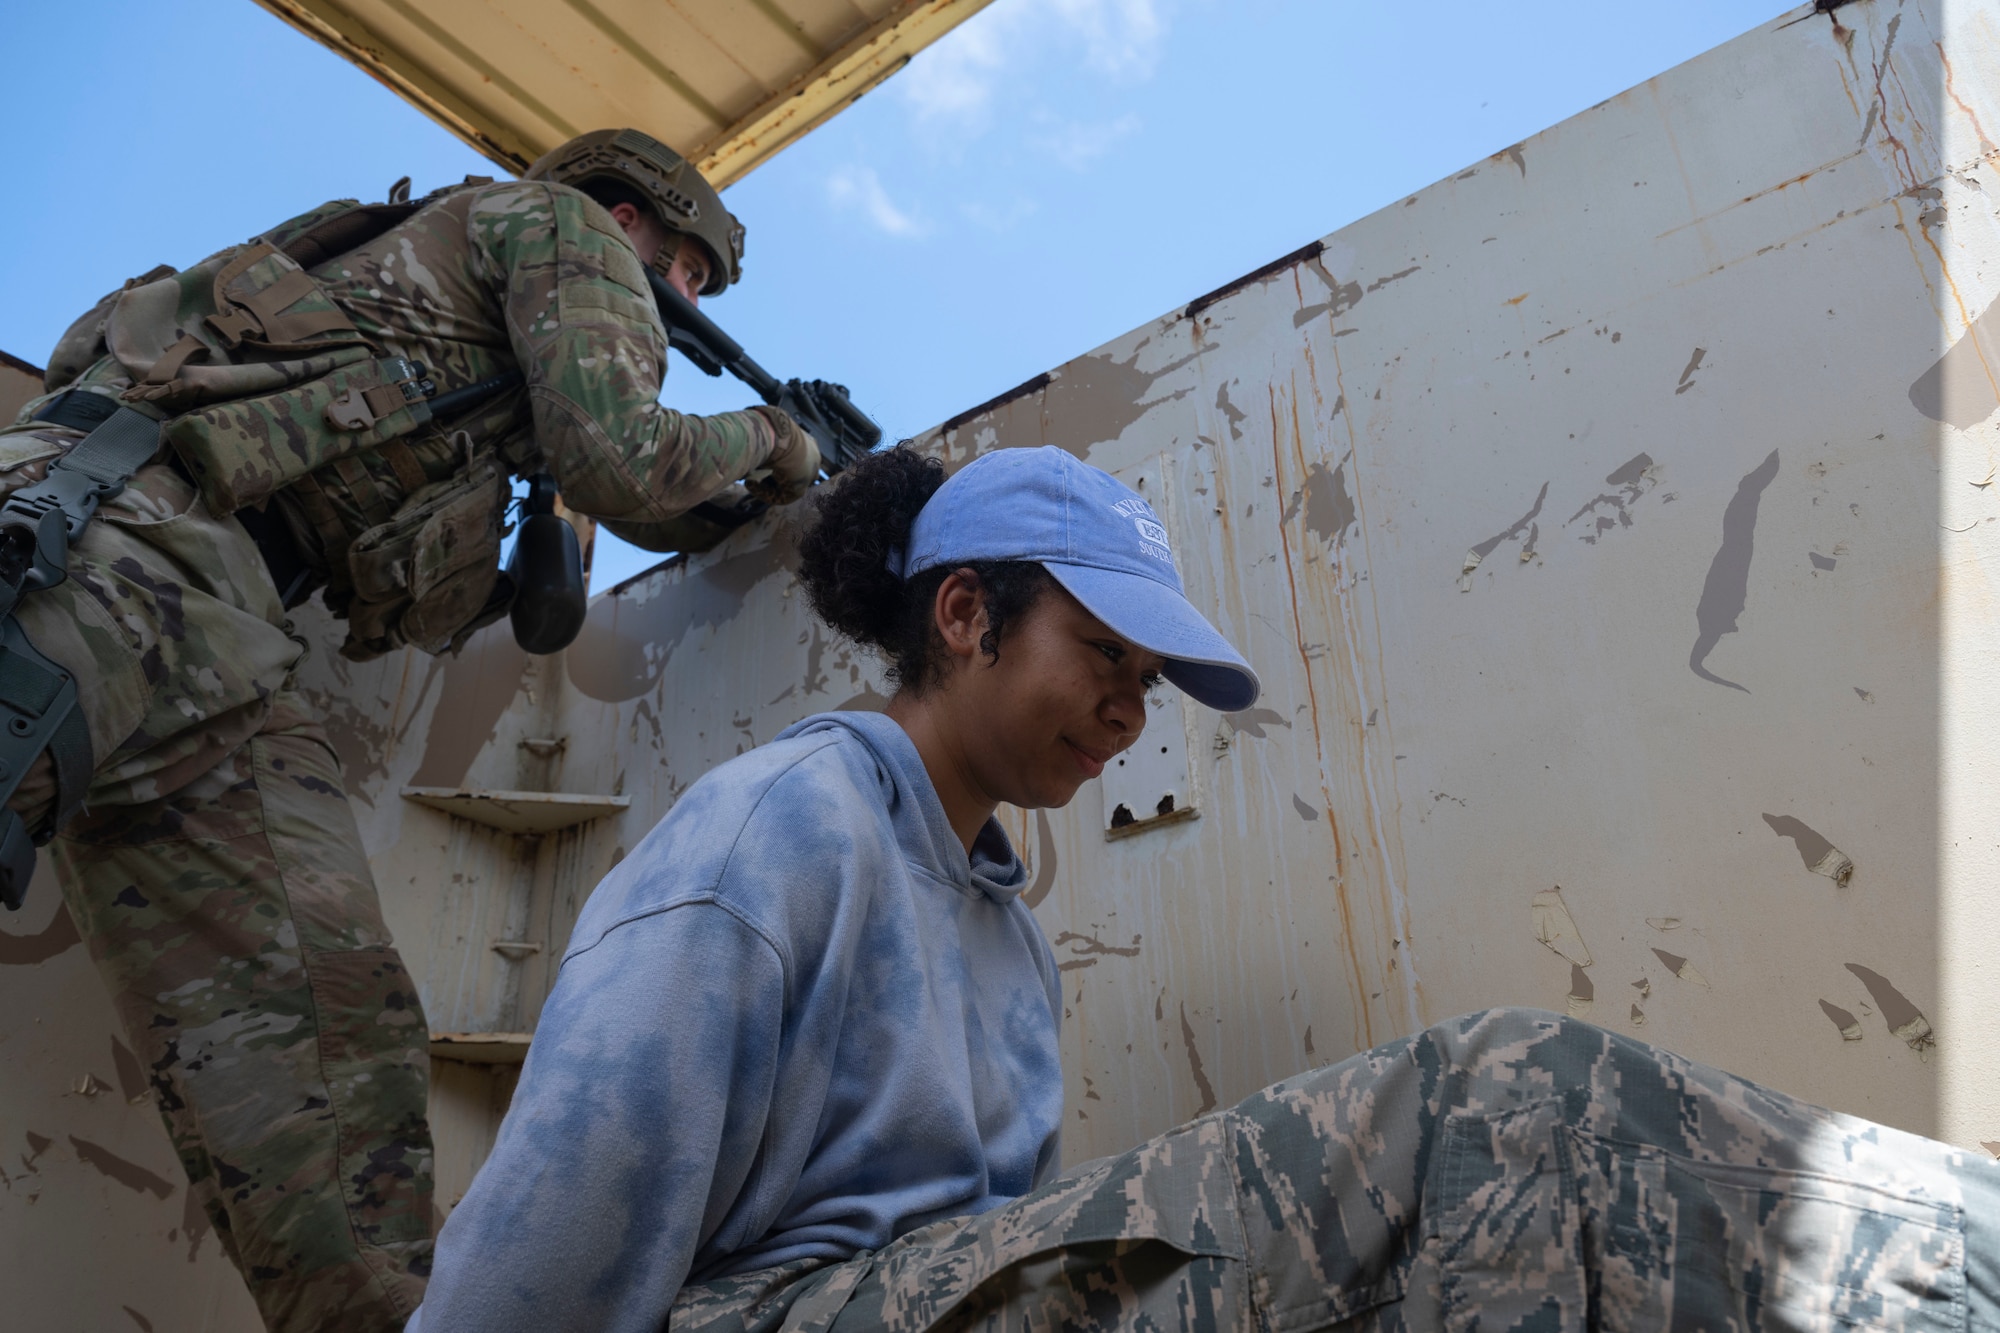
428, 1031, 532, 1064
402, 784, 629, 1062
400, 786, 629, 835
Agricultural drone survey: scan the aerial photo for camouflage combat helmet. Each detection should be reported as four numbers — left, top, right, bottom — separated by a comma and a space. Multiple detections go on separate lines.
524, 128, 743, 295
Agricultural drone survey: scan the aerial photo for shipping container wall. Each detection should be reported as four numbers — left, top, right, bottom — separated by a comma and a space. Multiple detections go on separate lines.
4, 1, 1997, 1326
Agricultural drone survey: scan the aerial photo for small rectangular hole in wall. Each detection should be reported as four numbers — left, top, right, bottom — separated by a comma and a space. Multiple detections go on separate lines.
1103, 686, 1198, 837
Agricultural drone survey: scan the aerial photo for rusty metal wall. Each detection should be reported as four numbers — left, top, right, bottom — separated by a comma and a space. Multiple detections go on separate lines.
6, 1, 1998, 1325
0, 351, 43, 424
938, 0, 2000, 1159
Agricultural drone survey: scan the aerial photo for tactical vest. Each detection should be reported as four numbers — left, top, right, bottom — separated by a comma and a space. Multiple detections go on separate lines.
35, 186, 516, 661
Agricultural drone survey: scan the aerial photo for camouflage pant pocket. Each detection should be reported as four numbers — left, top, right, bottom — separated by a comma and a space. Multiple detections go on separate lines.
1428, 1099, 1969, 1333
927, 1243, 1243, 1333
1569, 1130, 1966, 1333
816, 1118, 1247, 1333
1428, 1100, 1589, 1333
306, 946, 434, 1259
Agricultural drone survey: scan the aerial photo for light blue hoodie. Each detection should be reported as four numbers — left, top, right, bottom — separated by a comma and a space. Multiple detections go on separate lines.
410, 711, 1065, 1332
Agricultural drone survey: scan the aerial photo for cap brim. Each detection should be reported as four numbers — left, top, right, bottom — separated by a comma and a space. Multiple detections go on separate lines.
1043, 563, 1261, 712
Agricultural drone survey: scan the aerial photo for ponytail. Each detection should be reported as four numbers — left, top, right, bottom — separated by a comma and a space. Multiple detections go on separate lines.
797, 445, 1051, 693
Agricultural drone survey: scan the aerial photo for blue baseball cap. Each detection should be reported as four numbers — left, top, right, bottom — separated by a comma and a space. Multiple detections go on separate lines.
890, 446, 1261, 712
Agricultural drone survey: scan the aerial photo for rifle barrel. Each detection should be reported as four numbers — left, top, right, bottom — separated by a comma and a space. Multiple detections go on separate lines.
647, 271, 783, 402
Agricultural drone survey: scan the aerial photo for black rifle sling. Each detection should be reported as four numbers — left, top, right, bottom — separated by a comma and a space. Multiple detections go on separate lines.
0, 400, 167, 909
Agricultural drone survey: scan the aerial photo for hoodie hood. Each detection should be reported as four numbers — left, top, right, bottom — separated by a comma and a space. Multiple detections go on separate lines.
776, 711, 1029, 906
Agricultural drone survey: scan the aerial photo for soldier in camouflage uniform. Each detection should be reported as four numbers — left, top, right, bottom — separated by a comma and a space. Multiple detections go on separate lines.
673, 1007, 2000, 1333
0, 129, 816, 1331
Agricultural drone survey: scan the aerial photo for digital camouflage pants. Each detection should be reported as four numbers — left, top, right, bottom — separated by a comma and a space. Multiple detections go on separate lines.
3, 432, 432, 1331
674, 1009, 2000, 1333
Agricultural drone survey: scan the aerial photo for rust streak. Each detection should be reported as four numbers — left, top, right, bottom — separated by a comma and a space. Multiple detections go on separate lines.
1313, 330, 1423, 1026
1880, 193, 1943, 315
1883, 26, 1931, 178
1938, 46, 1997, 152
1896, 44, 1992, 368
1269, 381, 1372, 1050
1832, 53, 1860, 119
1653, 149, 1867, 240
1866, 15, 1920, 191
1912, 193, 1984, 360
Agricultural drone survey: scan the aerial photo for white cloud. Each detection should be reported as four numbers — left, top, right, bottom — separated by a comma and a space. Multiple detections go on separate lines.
826, 166, 927, 237
1048, 0, 1165, 79
960, 196, 1040, 232
898, 0, 1167, 135
1038, 112, 1142, 170
898, 11, 1011, 126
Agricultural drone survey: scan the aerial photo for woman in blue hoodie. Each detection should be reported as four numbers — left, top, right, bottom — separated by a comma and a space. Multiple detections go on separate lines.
414, 446, 1997, 1333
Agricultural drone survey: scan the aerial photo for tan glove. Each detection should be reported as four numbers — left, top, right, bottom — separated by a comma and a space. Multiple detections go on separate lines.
743, 406, 821, 505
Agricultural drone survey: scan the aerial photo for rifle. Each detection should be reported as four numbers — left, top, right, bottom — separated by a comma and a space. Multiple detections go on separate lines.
429, 276, 882, 494
426, 278, 879, 655
646, 270, 882, 479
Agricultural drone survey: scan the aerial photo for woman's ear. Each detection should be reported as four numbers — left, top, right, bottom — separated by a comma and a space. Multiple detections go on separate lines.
932, 569, 988, 665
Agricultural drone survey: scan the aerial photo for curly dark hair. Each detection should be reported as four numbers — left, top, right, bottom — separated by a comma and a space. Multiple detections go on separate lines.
797, 445, 1053, 694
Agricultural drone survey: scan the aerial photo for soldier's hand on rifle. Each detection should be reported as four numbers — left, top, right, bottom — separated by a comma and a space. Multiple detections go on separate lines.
745, 406, 821, 505
778, 378, 877, 475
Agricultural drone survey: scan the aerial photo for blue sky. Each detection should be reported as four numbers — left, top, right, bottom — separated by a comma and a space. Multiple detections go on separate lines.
0, 0, 1787, 590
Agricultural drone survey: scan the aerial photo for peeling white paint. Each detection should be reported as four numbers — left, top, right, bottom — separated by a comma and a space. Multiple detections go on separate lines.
6, 3, 1998, 1322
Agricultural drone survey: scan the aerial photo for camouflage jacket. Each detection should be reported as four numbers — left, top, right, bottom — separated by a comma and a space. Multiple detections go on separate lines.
302, 179, 793, 545
15, 179, 792, 654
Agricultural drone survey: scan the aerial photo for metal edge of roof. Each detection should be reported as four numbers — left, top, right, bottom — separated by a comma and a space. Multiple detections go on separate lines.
250, 0, 543, 172
249, 0, 997, 187
691, 0, 997, 187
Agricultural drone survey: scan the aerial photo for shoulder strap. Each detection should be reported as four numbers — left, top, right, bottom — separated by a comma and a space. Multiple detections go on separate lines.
0, 401, 170, 907
275, 202, 422, 270
0, 615, 90, 910
266, 175, 493, 272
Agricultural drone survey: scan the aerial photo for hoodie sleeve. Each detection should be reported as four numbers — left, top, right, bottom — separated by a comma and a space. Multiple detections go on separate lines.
411, 900, 787, 1333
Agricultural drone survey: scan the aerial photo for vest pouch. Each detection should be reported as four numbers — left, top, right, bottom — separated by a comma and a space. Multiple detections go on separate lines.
204, 240, 362, 352
167, 354, 434, 515
107, 226, 375, 414
343, 460, 509, 661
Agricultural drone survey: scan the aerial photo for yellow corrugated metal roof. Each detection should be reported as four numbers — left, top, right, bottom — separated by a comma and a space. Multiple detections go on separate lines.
252, 0, 993, 186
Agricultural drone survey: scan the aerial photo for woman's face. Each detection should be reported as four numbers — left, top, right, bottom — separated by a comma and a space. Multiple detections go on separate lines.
945, 579, 1166, 812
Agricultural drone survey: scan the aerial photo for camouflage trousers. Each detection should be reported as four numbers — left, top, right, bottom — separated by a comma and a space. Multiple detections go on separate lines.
1, 432, 433, 1331
674, 1009, 2000, 1333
